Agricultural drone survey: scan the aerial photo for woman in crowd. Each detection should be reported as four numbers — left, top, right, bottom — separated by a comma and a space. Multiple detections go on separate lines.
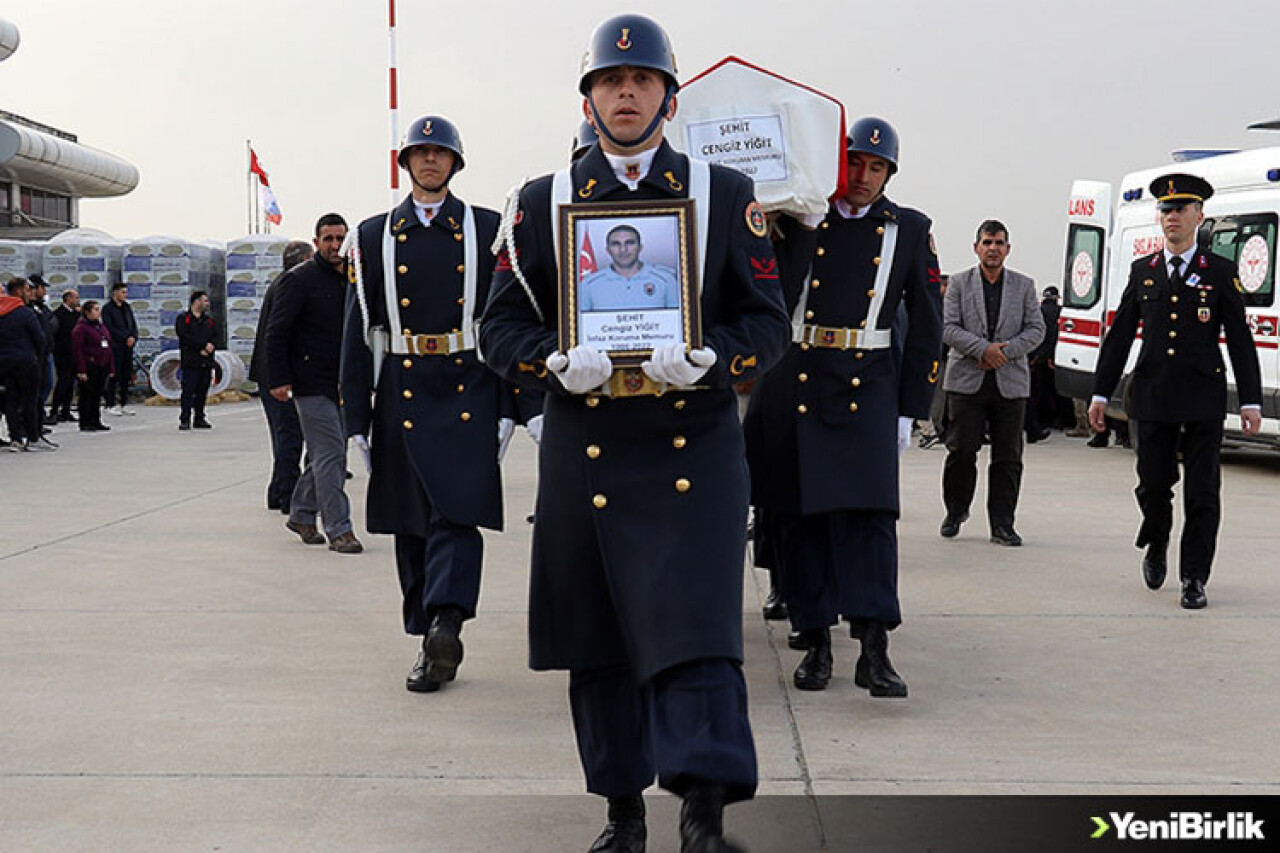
71, 300, 114, 433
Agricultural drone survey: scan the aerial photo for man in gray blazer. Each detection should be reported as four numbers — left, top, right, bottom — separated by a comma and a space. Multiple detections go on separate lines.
940, 220, 1045, 545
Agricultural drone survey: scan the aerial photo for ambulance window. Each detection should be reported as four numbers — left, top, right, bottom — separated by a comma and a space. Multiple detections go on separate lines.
1063, 224, 1103, 309
1205, 214, 1276, 307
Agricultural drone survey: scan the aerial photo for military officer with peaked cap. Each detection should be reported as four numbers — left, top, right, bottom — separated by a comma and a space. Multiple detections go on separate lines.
744, 116, 943, 698
1090, 172, 1262, 610
341, 115, 507, 693
480, 13, 789, 853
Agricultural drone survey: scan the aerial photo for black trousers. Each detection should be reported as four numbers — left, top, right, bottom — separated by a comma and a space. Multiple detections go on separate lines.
104, 345, 133, 408
0, 359, 40, 442
393, 510, 483, 635
943, 374, 1027, 529
78, 365, 109, 429
569, 658, 757, 803
51, 357, 76, 417
772, 509, 900, 631
179, 365, 212, 423
261, 394, 303, 507
1134, 418, 1224, 583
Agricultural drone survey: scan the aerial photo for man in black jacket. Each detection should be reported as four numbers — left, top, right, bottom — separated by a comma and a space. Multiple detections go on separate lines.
267, 214, 362, 554
175, 290, 217, 430
249, 241, 310, 512
27, 275, 56, 427
102, 282, 139, 416
49, 289, 80, 422
1, 278, 53, 451
1024, 285, 1060, 443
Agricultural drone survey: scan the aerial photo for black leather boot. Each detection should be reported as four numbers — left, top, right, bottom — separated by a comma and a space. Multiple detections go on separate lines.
792, 628, 832, 691
1142, 542, 1167, 590
405, 646, 440, 693
424, 606, 465, 683
589, 795, 646, 853
680, 785, 745, 853
854, 621, 907, 698
761, 569, 788, 621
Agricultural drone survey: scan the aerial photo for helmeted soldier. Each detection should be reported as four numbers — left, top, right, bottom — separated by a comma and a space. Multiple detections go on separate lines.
572, 120, 599, 162
341, 115, 508, 694
479, 13, 790, 853
744, 116, 944, 698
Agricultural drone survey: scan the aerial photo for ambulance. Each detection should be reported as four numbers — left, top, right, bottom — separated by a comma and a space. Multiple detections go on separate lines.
1057, 143, 1280, 448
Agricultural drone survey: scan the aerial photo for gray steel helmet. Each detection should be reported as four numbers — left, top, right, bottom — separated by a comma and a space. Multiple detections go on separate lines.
847, 116, 899, 174
571, 121, 598, 161
578, 14, 678, 95
398, 115, 465, 173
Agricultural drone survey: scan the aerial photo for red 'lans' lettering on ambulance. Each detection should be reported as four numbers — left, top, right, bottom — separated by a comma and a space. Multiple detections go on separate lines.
1068, 198, 1096, 217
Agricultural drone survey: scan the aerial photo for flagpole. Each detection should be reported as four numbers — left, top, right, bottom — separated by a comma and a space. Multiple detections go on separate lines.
388, 0, 400, 208
246, 139, 253, 235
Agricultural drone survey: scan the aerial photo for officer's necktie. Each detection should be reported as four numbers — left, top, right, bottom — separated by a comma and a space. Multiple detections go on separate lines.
1169, 255, 1184, 288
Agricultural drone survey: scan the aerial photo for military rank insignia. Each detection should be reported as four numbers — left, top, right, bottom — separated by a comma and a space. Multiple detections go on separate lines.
745, 201, 768, 238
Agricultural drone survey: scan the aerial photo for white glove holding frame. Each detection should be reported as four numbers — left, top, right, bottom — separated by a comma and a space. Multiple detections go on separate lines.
641, 344, 717, 387
547, 345, 612, 394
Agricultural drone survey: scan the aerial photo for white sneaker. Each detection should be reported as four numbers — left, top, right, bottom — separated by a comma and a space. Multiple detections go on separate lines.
121, 406, 137, 416
107, 405, 123, 416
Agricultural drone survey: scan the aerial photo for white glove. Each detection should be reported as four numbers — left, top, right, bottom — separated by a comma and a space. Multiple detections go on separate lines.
897, 417, 913, 458
546, 345, 612, 394
642, 344, 716, 387
497, 417, 515, 462
526, 414, 544, 446
352, 434, 372, 474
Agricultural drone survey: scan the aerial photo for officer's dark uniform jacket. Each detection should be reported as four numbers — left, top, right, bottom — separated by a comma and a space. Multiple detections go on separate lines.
175, 311, 217, 368
1094, 250, 1261, 422
341, 192, 505, 535
479, 141, 790, 682
744, 198, 943, 516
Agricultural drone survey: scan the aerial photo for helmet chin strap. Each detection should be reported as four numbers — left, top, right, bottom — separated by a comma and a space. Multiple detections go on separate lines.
588, 82, 677, 151
409, 172, 449, 195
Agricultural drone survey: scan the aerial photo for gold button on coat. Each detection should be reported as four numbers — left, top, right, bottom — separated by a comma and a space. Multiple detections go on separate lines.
675, 478, 691, 493
403, 328, 412, 336
816, 247, 826, 256
402, 359, 413, 369
859, 320, 867, 328
672, 436, 687, 449
456, 264, 465, 273
1170, 313, 1178, 320
1171, 295, 1179, 303
402, 419, 413, 430
402, 389, 413, 399
398, 264, 408, 274
400, 297, 410, 308
811, 279, 821, 289
872, 257, 881, 265
454, 233, 463, 241
460, 412, 472, 422
849, 402, 859, 412
593, 494, 608, 509
876, 226, 885, 235
805, 310, 814, 320
820, 221, 829, 230
674, 400, 686, 410
800, 343, 811, 351
456, 384, 465, 393
397, 233, 407, 243
866, 289, 876, 298
457, 297, 466, 305
586, 396, 600, 408
454, 357, 464, 366
798, 373, 809, 382
1169, 330, 1177, 338
855, 352, 865, 360
797, 404, 808, 414
586, 445, 601, 459
851, 377, 861, 387
1167, 348, 1176, 355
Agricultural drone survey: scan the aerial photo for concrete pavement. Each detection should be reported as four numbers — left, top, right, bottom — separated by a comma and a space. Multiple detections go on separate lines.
2, 401, 1278, 851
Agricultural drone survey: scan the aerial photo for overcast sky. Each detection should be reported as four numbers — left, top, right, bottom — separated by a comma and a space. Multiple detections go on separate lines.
4, 0, 1279, 281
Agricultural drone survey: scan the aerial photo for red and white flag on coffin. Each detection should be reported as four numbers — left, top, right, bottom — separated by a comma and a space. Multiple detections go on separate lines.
579, 229, 598, 277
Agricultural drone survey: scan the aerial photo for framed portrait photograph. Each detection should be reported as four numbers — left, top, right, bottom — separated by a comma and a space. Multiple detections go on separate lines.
558, 199, 702, 366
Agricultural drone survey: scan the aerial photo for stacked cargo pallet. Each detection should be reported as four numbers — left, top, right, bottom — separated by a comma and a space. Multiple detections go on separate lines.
223, 234, 287, 375
120, 236, 226, 363
0, 239, 42, 284
41, 229, 121, 304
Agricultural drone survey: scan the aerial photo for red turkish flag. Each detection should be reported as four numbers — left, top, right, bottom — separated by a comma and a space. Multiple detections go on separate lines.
249, 148, 271, 187
579, 229, 597, 277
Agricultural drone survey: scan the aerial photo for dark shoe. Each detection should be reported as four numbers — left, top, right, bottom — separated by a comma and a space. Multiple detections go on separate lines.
193, 419, 212, 429
762, 586, 788, 621
1027, 428, 1051, 444
1142, 544, 1168, 590
1181, 578, 1207, 610
990, 526, 1023, 547
58, 411, 77, 423
43, 412, 58, 426
792, 628, 832, 691
589, 795, 646, 853
267, 497, 284, 511
940, 512, 968, 538
424, 606, 465, 683
279, 503, 291, 515
680, 785, 744, 853
328, 532, 364, 554
786, 629, 809, 651
178, 422, 191, 431
1087, 432, 1109, 448
854, 622, 908, 698
405, 650, 441, 693
285, 520, 326, 545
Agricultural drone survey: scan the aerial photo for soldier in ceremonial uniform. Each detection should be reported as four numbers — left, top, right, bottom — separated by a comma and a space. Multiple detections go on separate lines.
581, 224, 681, 310
341, 115, 506, 692
1089, 173, 1262, 610
480, 14, 789, 853
744, 117, 943, 698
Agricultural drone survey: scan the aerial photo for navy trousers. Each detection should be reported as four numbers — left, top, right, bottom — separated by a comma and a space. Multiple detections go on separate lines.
773, 509, 901, 631
261, 394, 303, 508
568, 658, 757, 803
393, 508, 483, 634
1135, 418, 1223, 584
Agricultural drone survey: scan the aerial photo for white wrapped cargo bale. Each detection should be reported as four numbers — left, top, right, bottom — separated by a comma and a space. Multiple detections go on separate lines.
668, 57, 847, 217
224, 235, 286, 370
41, 229, 122, 302
0, 239, 42, 283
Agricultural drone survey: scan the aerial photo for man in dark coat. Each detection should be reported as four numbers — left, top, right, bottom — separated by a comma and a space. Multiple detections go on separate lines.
102, 282, 139, 416
480, 15, 790, 852
1, 278, 52, 450
49, 288, 80, 423
1089, 173, 1262, 610
744, 117, 943, 699
1025, 285, 1061, 443
249, 241, 309, 512
175, 290, 217, 430
341, 115, 504, 694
